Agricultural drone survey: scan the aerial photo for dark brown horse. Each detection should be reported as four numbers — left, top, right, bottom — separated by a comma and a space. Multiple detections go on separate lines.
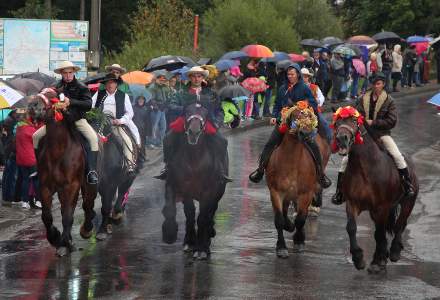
29, 89, 97, 256
333, 109, 418, 273
161, 103, 229, 260
265, 109, 331, 258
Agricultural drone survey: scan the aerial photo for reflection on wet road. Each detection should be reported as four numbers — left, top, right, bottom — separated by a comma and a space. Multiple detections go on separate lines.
1, 91, 440, 299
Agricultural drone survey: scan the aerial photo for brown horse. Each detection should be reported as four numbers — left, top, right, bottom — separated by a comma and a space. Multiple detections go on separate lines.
29, 89, 97, 256
265, 110, 331, 258
333, 109, 418, 273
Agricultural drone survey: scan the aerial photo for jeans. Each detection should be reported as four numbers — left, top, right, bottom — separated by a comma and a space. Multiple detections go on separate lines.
403, 66, 414, 87
262, 88, 272, 115
252, 96, 260, 118
17, 166, 35, 203
150, 110, 167, 146
413, 72, 421, 86
383, 69, 392, 92
350, 73, 359, 98
2, 158, 17, 202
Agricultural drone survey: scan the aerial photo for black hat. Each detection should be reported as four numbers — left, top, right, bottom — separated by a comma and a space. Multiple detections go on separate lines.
100, 73, 119, 83
372, 72, 386, 84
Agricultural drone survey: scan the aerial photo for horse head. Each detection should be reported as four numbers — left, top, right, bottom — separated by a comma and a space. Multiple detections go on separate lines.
184, 103, 208, 145
28, 88, 61, 123
332, 106, 364, 156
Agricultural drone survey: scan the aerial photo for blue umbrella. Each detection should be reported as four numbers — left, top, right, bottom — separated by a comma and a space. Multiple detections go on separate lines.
261, 51, 289, 63
428, 92, 440, 107
214, 59, 240, 71
220, 51, 248, 60
406, 36, 429, 43
172, 66, 190, 80
129, 84, 153, 103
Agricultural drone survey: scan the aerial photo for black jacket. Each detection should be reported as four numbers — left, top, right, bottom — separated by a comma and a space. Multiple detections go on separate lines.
54, 78, 92, 121
133, 103, 150, 133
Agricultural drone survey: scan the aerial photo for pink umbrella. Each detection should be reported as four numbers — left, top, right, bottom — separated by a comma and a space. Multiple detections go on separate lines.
412, 42, 428, 55
241, 77, 268, 94
352, 59, 366, 77
289, 53, 305, 63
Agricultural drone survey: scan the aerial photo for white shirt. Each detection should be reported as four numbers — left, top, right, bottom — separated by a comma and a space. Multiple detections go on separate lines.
92, 90, 133, 125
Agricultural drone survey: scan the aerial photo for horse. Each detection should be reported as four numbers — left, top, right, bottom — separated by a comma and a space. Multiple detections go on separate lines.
89, 112, 138, 241
28, 88, 97, 257
161, 103, 229, 260
265, 104, 331, 258
333, 106, 418, 273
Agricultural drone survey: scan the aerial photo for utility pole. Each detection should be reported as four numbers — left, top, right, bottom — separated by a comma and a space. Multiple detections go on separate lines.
45, 0, 52, 18
89, 0, 101, 70
80, 0, 85, 21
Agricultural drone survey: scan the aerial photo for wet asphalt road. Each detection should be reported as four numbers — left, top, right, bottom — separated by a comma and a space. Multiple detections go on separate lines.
1, 90, 440, 299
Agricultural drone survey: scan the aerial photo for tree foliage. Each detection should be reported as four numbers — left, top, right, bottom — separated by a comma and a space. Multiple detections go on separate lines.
9, 0, 62, 19
104, 0, 194, 71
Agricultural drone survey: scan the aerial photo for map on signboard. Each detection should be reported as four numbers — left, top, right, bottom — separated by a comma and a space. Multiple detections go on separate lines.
3, 20, 50, 74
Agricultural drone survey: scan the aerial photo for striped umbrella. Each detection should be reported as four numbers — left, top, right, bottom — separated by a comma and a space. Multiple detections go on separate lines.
241, 44, 274, 58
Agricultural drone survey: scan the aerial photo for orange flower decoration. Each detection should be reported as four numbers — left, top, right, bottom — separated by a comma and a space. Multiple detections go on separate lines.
296, 100, 309, 110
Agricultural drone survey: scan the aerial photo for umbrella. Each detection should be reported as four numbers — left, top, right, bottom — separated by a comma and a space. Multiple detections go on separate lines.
412, 42, 429, 55
241, 77, 268, 94
289, 53, 305, 63
87, 83, 100, 93
13, 71, 56, 87
214, 59, 240, 71
218, 84, 251, 100
0, 80, 25, 109
300, 39, 322, 48
171, 66, 191, 81
372, 31, 401, 43
197, 58, 212, 65
428, 92, 440, 107
333, 44, 357, 57
177, 56, 197, 67
144, 55, 187, 72
346, 35, 376, 45
344, 44, 363, 57
406, 35, 429, 43
276, 59, 295, 70
352, 59, 366, 77
128, 84, 153, 102
121, 71, 154, 85
241, 44, 274, 58
7, 78, 44, 96
321, 36, 344, 47
220, 51, 248, 60
82, 72, 107, 84
261, 51, 290, 63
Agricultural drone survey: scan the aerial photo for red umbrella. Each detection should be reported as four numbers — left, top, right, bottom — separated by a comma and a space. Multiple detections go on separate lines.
412, 42, 429, 55
289, 53, 305, 63
241, 44, 274, 58
241, 77, 268, 94
347, 35, 376, 45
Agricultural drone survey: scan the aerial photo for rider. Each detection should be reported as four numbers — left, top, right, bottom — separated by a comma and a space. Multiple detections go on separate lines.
100, 63, 131, 95
154, 66, 230, 181
92, 73, 141, 174
331, 72, 416, 205
32, 61, 99, 184
249, 62, 332, 188
301, 68, 326, 112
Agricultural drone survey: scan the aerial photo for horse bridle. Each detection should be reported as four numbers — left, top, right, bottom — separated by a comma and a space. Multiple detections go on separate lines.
185, 114, 205, 130
335, 121, 363, 148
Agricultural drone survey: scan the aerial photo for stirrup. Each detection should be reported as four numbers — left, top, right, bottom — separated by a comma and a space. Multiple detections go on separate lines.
249, 169, 264, 183
331, 191, 344, 205
320, 174, 332, 189
87, 171, 99, 185
154, 168, 167, 180
223, 174, 233, 183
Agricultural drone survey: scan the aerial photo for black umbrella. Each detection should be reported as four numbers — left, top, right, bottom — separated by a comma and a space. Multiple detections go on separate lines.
82, 72, 107, 84
220, 51, 248, 60
276, 59, 295, 70
300, 39, 323, 48
177, 56, 197, 67
144, 55, 188, 72
321, 36, 344, 47
7, 78, 44, 96
198, 58, 212, 65
372, 31, 401, 43
13, 72, 56, 87
218, 84, 251, 100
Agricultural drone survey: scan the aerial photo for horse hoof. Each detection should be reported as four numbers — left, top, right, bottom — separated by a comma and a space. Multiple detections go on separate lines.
162, 221, 178, 244
308, 206, 320, 218
183, 244, 194, 253
80, 224, 93, 239
389, 251, 401, 262
193, 251, 199, 259
96, 232, 108, 241
197, 251, 209, 260
283, 221, 295, 233
293, 243, 305, 253
367, 263, 386, 274
276, 248, 289, 258
56, 247, 69, 257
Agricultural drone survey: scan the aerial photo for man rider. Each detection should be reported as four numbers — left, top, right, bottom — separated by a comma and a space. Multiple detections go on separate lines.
92, 73, 141, 174
154, 66, 230, 181
32, 61, 99, 184
249, 63, 332, 188
331, 72, 415, 205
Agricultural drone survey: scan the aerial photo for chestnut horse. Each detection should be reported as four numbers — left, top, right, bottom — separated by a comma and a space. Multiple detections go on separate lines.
161, 103, 229, 260
265, 111, 331, 258
29, 89, 97, 256
333, 109, 418, 273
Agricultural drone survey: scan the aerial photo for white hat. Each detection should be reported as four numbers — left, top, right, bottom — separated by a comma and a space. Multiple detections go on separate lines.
105, 63, 127, 74
54, 61, 81, 74
186, 66, 209, 78
300, 68, 313, 77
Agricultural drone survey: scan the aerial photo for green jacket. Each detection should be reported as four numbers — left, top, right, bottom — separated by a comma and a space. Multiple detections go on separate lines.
147, 83, 173, 110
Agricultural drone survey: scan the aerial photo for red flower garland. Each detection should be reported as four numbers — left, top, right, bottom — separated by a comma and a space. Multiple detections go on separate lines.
330, 106, 365, 153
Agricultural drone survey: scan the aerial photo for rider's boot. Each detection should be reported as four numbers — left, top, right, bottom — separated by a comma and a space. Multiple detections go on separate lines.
87, 151, 99, 184
154, 133, 175, 180
304, 138, 332, 188
331, 172, 345, 205
398, 167, 416, 197
249, 128, 283, 183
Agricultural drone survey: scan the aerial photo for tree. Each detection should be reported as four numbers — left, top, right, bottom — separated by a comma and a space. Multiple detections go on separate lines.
104, 0, 194, 71
201, 0, 300, 58
9, 0, 62, 19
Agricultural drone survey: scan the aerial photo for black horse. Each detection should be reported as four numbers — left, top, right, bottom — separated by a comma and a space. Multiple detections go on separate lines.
161, 103, 230, 260
91, 114, 138, 240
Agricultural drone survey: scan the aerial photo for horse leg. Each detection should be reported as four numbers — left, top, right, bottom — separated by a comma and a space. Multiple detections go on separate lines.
96, 184, 117, 241
112, 178, 134, 225
346, 202, 365, 270
162, 183, 178, 244
80, 185, 96, 239
41, 187, 61, 248
57, 184, 80, 257
183, 198, 196, 252
283, 200, 295, 232
390, 197, 416, 262
270, 190, 288, 258
293, 193, 312, 252
194, 199, 217, 260
368, 215, 388, 274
